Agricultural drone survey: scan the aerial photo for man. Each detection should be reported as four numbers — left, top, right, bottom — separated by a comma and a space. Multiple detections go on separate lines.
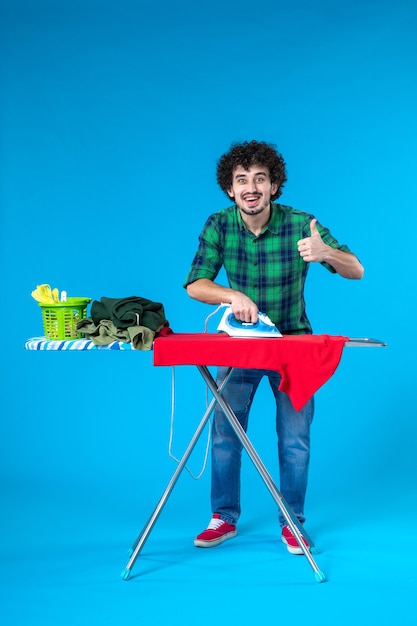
184, 140, 363, 554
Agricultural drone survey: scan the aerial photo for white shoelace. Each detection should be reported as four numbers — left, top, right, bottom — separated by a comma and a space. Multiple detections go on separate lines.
207, 517, 225, 530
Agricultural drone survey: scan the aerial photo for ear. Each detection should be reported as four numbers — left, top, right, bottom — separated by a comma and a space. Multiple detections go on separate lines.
271, 182, 278, 196
227, 187, 235, 199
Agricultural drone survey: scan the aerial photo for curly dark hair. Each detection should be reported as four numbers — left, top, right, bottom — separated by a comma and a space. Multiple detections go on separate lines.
216, 140, 287, 201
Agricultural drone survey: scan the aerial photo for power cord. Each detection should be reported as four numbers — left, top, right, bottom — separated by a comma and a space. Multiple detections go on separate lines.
167, 304, 227, 479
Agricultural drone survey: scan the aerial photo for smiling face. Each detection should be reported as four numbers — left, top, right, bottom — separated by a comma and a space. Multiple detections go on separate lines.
227, 164, 278, 217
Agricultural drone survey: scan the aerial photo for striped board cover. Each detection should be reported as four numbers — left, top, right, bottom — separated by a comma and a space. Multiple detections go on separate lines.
25, 337, 134, 351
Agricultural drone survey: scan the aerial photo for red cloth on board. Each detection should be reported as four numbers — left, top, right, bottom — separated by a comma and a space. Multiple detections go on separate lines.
153, 333, 348, 411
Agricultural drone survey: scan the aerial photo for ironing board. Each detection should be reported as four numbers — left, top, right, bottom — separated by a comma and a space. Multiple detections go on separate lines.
122, 333, 386, 583
25, 332, 386, 583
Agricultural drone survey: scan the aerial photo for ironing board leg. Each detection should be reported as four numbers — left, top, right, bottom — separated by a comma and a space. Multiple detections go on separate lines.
121, 368, 233, 580
197, 365, 326, 583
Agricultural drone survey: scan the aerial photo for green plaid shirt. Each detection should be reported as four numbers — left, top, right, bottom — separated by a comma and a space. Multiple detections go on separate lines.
184, 203, 351, 334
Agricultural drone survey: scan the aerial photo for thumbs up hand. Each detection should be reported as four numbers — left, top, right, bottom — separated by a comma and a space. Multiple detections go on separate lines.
309, 218, 319, 237
297, 218, 327, 263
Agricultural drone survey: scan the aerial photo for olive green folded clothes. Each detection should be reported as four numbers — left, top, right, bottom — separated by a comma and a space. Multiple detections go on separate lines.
76, 318, 161, 350
91, 296, 169, 331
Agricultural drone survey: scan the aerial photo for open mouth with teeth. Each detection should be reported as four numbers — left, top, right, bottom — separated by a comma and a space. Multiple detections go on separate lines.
243, 194, 261, 207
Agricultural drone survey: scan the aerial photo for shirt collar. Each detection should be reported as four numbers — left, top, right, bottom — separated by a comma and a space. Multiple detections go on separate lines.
236, 203, 283, 234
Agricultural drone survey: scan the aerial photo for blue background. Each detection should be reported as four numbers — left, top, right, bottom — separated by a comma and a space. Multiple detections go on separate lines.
1, 0, 416, 623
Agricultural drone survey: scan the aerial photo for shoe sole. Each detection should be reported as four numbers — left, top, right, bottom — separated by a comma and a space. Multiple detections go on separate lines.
281, 535, 309, 555
194, 530, 237, 548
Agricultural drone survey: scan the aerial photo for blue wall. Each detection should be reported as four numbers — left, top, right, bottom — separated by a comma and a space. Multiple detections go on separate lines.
1, 0, 416, 621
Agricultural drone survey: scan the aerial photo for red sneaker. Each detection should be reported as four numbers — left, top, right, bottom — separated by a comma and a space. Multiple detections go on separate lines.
194, 513, 237, 548
281, 525, 310, 555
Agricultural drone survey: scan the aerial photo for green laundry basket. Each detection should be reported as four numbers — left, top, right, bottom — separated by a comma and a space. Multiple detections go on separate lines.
39, 298, 91, 340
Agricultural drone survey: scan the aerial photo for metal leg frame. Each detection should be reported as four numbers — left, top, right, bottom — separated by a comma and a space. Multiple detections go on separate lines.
197, 365, 325, 583
121, 364, 326, 583
121, 368, 233, 581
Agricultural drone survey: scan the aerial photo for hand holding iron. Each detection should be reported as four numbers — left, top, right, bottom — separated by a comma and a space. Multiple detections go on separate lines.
229, 293, 259, 324
297, 219, 327, 263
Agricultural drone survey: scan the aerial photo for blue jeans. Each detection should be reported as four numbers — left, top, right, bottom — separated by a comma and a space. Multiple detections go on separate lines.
211, 367, 314, 526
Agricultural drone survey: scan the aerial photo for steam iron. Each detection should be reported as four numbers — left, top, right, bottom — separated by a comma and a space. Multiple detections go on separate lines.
217, 306, 282, 338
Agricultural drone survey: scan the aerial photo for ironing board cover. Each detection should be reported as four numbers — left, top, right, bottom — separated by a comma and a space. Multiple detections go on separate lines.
25, 337, 133, 350
153, 333, 348, 411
